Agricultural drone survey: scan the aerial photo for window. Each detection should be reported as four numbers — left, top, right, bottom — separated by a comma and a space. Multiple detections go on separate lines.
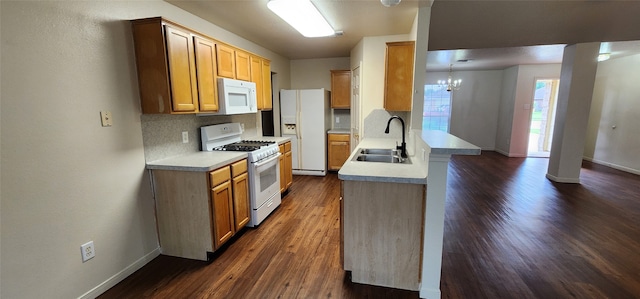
422, 84, 451, 132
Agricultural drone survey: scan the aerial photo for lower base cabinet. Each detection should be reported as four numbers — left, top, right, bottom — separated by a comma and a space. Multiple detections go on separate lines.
279, 141, 293, 193
152, 159, 249, 261
328, 133, 351, 171
341, 180, 425, 291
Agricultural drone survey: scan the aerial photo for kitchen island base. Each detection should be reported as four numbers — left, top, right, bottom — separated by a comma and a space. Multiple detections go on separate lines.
342, 180, 425, 291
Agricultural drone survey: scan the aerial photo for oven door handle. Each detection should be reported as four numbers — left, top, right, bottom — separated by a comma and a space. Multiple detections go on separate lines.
254, 152, 281, 169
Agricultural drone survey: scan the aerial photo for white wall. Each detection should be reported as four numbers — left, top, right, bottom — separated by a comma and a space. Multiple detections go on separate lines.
584, 53, 640, 174
0, 1, 289, 298
290, 57, 350, 90
426, 70, 503, 150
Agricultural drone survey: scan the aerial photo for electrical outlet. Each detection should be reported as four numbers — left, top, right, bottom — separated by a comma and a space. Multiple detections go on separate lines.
182, 131, 189, 143
240, 123, 245, 132
81, 241, 95, 262
100, 111, 112, 127
336, 116, 340, 124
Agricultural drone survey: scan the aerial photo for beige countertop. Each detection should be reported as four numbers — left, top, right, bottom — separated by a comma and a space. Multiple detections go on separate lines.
146, 136, 291, 172
328, 129, 350, 134
338, 138, 428, 185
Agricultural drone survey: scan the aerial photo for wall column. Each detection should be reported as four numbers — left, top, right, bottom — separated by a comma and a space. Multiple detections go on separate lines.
546, 42, 600, 183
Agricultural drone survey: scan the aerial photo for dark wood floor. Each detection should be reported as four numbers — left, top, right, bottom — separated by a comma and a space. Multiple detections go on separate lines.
99, 152, 640, 298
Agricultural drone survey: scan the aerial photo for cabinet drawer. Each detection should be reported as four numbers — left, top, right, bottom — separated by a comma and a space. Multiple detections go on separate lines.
279, 144, 285, 153
210, 166, 231, 187
231, 159, 247, 177
329, 133, 350, 142
284, 141, 291, 152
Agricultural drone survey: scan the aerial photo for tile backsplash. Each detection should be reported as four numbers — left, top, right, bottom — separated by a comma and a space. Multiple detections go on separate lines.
140, 113, 258, 162
332, 109, 351, 129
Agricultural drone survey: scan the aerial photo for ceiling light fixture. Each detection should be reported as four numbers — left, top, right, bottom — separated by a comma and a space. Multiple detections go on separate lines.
267, 0, 335, 38
597, 53, 611, 62
381, 0, 401, 7
438, 64, 462, 92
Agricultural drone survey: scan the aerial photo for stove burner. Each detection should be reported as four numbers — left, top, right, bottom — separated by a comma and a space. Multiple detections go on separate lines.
212, 140, 276, 152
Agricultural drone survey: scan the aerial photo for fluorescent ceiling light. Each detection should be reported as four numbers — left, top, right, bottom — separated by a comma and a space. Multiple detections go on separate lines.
267, 0, 335, 38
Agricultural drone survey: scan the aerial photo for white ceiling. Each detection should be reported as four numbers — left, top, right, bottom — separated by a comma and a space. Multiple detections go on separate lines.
165, 0, 640, 71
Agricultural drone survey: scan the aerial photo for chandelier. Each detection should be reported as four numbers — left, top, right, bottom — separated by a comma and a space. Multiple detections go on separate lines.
438, 64, 462, 92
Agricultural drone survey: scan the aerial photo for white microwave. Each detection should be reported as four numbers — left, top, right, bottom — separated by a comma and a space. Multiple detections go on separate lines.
215, 78, 257, 115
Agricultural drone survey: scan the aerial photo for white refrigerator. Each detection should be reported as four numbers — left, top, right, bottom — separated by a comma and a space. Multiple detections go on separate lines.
280, 89, 331, 176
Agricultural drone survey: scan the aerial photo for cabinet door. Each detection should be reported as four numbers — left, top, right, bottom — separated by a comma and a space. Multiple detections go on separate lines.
216, 44, 236, 78
261, 59, 273, 110
211, 180, 234, 249
331, 70, 351, 108
284, 150, 293, 189
235, 50, 251, 81
232, 172, 251, 230
251, 56, 264, 110
193, 36, 218, 112
328, 134, 351, 171
165, 25, 198, 112
384, 41, 415, 112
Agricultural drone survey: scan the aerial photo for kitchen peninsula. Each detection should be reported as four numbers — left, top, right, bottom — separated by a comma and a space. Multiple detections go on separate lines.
338, 130, 480, 297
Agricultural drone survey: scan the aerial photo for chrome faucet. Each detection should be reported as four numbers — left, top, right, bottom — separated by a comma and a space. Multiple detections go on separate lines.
384, 116, 407, 158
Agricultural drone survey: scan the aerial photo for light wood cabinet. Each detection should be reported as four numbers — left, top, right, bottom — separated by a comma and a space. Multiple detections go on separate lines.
131, 17, 272, 114
384, 41, 415, 112
235, 50, 251, 81
284, 142, 293, 190
216, 43, 236, 79
231, 160, 250, 230
260, 59, 273, 110
131, 18, 199, 114
327, 133, 351, 171
193, 36, 219, 112
342, 180, 425, 291
331, 70, 351, 108
151, 158, 250, 261
250, 56, 264, 110
279, 142, 293, 193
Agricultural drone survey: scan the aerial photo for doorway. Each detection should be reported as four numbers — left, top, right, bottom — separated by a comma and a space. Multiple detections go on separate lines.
527, 79, 559, 157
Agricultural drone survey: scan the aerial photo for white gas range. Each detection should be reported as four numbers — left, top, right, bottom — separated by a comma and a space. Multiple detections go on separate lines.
201, 123, 281, 227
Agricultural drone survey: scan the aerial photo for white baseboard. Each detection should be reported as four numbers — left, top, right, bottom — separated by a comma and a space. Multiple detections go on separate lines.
545, 173, 580, 184
78, 247, 161, 299
292, 169, 326, 176
494, 148, 509, 157
583, 157, 640, 175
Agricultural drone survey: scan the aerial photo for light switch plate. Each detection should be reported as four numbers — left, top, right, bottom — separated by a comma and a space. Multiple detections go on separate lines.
100, 111, 112, 127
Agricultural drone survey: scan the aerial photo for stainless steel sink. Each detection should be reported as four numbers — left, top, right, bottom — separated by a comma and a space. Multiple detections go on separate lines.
359, 148, 399, 156
353, 154, 408, 164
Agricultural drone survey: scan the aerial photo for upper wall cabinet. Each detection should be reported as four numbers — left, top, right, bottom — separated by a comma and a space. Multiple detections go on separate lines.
132, 18, 200, 114
131, 17, 274, 114
216, 43, 236, 79
384, 41, 415, 112
331, 70, 351, 109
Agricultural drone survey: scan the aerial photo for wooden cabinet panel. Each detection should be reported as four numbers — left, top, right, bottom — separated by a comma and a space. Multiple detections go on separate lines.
231, 159, 247, 177
328, 134, 351, 171
210, 166, 230, 186
384, 41, 415, 112
284, 150, 293, 190
250, 56, 264, 110
164, 25, 198, 112
193, 36, 218, 112
232, 172, 250, 230
216, 44, 236, 78
211, 180, 234, 249
235, 50, 251, 81
261, 59, 272, 110
331, 70, 351, 108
